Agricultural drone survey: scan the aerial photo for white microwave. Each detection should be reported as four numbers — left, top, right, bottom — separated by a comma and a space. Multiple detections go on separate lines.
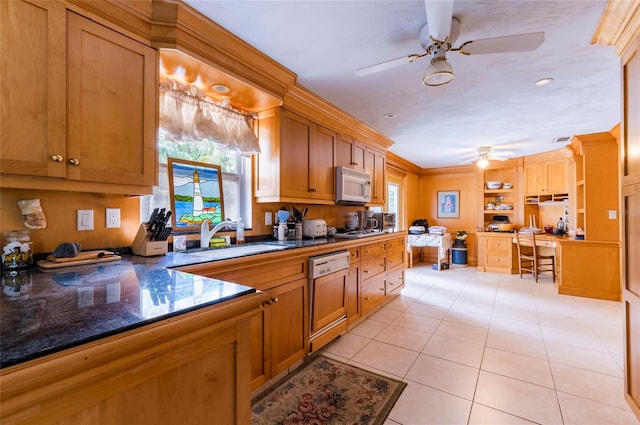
335, 166, 371, 205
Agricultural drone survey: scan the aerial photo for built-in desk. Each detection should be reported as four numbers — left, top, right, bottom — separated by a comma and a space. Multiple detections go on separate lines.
477, 232, 621, 301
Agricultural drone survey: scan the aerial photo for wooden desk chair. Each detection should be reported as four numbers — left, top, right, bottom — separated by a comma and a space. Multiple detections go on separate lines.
515, 232, 556, 282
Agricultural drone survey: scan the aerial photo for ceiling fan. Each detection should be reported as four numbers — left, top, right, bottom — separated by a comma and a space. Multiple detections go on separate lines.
354, 0, 545, 86
462, 146, 514, 168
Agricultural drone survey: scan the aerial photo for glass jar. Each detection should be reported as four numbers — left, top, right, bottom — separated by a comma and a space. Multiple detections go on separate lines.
2, 230, 33, 269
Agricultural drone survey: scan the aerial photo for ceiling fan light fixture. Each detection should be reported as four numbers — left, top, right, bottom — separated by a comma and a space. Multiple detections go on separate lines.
476, 156, 490, 169
423, 56, 454, 87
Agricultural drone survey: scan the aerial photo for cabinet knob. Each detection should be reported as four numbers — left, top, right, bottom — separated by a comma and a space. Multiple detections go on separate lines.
379, 287, 385, 292
364, 296, 370, 301
363, 270, 369, 274
51, 154, 64, 162
309, 188, 317, 192
69, 158, 80, 166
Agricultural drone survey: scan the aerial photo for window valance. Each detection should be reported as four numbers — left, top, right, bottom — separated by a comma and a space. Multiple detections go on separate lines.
159, 79, 260, 155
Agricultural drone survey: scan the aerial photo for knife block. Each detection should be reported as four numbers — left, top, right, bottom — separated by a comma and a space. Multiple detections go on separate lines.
132, 223, 168, 256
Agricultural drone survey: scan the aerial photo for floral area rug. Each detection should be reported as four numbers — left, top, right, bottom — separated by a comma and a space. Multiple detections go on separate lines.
251, 355, 406, 425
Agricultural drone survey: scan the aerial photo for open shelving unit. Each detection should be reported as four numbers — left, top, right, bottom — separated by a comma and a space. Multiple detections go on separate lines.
481, 168, 518, 230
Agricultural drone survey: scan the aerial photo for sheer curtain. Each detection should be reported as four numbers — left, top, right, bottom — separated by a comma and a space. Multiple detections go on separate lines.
158, 79, 260, 155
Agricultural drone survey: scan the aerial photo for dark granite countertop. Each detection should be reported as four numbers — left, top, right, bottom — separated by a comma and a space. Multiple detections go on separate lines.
0, 236, 382, 368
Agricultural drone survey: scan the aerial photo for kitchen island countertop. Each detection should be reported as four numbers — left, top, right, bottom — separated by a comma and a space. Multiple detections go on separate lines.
0, 234, 397, 368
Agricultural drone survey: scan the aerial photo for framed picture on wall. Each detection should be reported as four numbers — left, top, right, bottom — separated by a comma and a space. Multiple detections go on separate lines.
168, 157, 225, 230
437, 190, 460, 219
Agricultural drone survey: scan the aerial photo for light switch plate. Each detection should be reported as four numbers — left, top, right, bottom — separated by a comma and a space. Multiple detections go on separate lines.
77, 210, 94, 231
608, 210, 617, 219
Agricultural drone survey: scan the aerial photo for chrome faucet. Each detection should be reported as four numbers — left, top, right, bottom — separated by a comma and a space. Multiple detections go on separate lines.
200, 218, 237, 248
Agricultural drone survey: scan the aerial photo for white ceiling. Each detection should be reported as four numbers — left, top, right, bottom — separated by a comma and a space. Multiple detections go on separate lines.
185, 0, 620, 169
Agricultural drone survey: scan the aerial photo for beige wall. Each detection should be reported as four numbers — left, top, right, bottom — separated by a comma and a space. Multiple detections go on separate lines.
1, 188, 141, 253
0, 188, 372, 254
419, 171, 481, 234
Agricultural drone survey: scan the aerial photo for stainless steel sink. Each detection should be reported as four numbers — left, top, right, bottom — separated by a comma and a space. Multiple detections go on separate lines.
186, 244, 288, 261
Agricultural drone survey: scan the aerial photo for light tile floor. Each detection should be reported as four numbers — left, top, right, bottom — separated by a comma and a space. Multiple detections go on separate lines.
321, 264, 640, 425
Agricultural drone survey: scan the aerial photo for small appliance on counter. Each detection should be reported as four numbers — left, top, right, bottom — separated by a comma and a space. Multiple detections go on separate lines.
373, 212, 397, 232
303, 219, 327, 239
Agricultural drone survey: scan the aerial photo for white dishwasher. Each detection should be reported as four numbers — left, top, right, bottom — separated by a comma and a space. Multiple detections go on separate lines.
308, 251, 350, 353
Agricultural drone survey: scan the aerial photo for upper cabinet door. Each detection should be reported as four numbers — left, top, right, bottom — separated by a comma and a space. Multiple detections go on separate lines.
365, 147, 385, 205
336, 134, 365, 172
280, 110, 313, 199
546, 160, 569, 194
66, 11, 157, 186
0, 0, 66, 178
309, 125, 336, 201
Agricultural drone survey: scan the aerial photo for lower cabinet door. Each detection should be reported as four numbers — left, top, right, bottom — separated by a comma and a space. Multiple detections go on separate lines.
267, 278, 309, 377
386, 268, 405, 295
361, 275, 386, 315
346, 263, 361, 325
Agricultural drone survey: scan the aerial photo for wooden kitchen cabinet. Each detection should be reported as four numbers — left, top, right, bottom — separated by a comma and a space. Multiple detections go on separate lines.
0, 0, 66, 179
360, 240, 387, 315
476, 233, 518, 274
0, 292, 264, 425
346, 247, 361, 325
386, 235, 406, 295
525, 160, 569, 195
482, 168, 518, 229
265, 278, 308, 379
179, 255, 308, 390
255, 108, 336, 204
570, 132, 619, 241
336, 134, 366, 172
0, 4, 157, 195
365, 146, 386, 205
65, 11, 157, 188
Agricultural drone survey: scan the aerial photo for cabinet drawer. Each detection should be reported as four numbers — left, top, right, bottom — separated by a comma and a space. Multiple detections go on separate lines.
386, 237, 406, 251
486, 254, 511, 269
362, 241, 386, 257
361, 275, 386, 315
486, 238, 511, 254
386, 268, 404, 295
387, 249, 405, 270
361, 256, 386, 281
348, 247, 361, 263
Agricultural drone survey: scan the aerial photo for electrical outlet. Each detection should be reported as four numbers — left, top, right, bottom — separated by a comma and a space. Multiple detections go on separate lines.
77, 210, 94, 231
265, 211, 272, 226
608, 210, 617, 219
106, 208, 121, 228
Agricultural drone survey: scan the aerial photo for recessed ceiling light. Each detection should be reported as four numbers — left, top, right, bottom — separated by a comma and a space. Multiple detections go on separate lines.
211, 84, 231, 94
535, 77, 554, 86
384, 113, 397, 119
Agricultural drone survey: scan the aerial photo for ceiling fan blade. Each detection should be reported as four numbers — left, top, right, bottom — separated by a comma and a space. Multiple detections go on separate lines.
458, 31, 545, 55
354, 54, 420, 77
424, 0, 454, 41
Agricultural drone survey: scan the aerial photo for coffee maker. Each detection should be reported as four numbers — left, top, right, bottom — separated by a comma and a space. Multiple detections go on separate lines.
358, 211, 378, 232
